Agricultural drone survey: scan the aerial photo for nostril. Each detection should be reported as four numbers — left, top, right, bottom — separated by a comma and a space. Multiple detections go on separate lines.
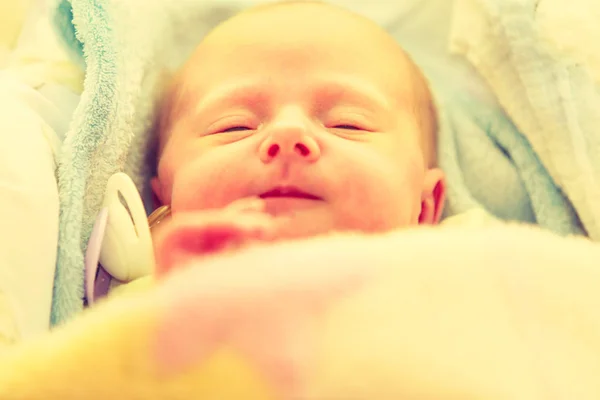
268, 144, 280, 158
295, 143, 310, 157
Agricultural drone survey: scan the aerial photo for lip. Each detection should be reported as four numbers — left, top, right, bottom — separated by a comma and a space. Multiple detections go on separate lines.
259, 186, 322, 200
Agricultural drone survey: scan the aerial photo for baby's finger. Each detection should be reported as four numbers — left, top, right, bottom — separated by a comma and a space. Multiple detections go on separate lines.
154, 211, 277, 277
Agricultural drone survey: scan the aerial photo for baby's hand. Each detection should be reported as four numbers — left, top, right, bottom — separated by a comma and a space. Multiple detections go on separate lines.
153, 198, 281, 277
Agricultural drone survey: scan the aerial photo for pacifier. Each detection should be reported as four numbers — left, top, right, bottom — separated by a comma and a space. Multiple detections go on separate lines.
85, 208, 110, 305
98, 173, 156, 282
85, 173, 173, 303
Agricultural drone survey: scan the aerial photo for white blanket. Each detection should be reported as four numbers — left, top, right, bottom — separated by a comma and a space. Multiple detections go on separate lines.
450, 0, 600, 239
0, 0, 81, 344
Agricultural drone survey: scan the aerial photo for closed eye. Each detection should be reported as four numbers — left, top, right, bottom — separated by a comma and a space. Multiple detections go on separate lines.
333, 124, 362, 130
220, 126, 253, 133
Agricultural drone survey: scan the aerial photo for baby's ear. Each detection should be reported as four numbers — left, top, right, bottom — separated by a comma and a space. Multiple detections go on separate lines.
418, 168, 446, 225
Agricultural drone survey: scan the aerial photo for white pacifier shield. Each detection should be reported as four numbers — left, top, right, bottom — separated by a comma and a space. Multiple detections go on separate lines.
99, 173, 155, 282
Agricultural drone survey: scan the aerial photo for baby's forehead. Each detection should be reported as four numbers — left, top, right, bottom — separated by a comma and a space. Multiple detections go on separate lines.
175, 45, 417, 109
162, 2, 434, 144
168, 37, 427, 125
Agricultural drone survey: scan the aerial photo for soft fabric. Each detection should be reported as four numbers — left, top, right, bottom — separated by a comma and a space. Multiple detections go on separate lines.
450, 0, 600, 239
50, 0, 586, 324
441, 206, 501, 228
2, 224, 600, 399
6, 0, 83, 93
434, 77, 584, 235
0, 0, 82, 343
0, 0, 31, 67
0, 292, 19, 353
0, 72, 62, 344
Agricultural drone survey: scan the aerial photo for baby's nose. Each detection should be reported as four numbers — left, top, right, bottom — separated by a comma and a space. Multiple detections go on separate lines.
259, 117, 321, 163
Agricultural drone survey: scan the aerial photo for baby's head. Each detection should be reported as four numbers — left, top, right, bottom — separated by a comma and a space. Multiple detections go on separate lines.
152, 0, 445, 238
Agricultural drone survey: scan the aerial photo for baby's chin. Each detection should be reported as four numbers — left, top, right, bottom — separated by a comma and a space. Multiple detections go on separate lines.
260, 199, 339, 240
268, 206, 403, 241
270, 208, 336, 240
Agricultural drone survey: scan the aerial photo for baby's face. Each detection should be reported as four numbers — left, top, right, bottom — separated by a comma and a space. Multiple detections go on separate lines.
154, 3, 445, 239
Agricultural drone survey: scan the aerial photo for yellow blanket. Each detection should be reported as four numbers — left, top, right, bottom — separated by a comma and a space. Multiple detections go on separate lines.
1, 223, 600, 399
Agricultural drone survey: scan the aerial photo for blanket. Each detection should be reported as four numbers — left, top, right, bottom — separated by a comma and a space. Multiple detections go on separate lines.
450, 0, 600, 238
49, 0, 591, 325
2, 224, 600, 398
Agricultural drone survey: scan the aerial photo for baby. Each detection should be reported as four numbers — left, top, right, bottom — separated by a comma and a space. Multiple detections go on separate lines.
150, 0, 446, 273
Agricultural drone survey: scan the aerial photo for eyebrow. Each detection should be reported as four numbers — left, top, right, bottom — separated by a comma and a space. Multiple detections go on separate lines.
193, 76, 393, 116
193, 80, 271, 116
311, 76, 393, 113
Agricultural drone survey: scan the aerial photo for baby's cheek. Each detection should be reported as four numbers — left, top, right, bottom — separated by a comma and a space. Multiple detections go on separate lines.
335, 155, 421, 231
170, 160, 244, 212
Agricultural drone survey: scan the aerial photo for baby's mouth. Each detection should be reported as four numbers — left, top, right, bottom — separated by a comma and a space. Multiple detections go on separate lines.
259, 186, 322, 201
259, 186, 323, 216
